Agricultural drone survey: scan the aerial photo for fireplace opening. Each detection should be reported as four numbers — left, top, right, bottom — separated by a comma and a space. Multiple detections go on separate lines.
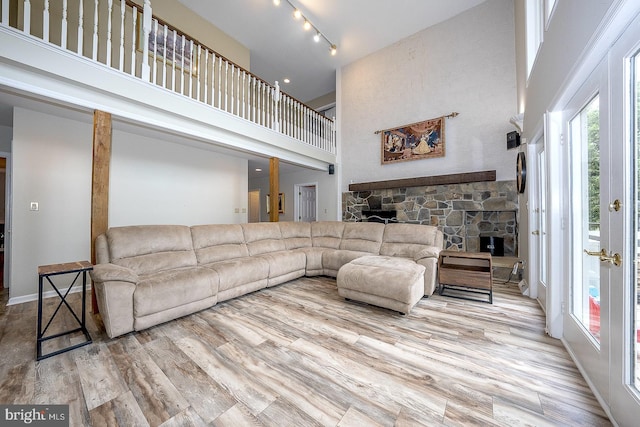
362, 210, 398, 224
480, 236, 504, 256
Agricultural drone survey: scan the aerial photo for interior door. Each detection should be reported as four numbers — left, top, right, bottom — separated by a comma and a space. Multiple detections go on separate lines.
297, 184, 316, 222
248, 190, 261, 223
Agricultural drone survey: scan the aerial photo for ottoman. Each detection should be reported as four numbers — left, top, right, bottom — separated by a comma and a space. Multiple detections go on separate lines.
337, 255, 426, 314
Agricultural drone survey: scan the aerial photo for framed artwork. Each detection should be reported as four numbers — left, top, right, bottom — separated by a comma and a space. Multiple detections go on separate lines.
137, 15, 198, 75
381, 116, 445, 164
266, 193, 285, 214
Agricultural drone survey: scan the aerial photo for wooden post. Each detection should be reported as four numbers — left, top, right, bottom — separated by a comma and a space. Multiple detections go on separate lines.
91, 110, 112, 313
269, 157, 279, 222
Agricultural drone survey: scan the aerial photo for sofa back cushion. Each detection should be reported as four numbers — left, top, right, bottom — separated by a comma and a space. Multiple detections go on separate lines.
279, 222, 312, 249
380, 223, 444, 257
191, 224, 249, 264
107, 225, 196, 275
242, 223, 286, 255
339, 222, 385, 253
311, 221, 345, 248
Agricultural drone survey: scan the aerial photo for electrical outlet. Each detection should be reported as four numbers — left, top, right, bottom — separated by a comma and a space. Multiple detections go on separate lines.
30, 202, 39, 211
512, 262, 519, 275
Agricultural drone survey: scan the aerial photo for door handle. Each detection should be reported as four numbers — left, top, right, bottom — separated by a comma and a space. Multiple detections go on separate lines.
584, 248, 622, 267
532, 230, 540, 235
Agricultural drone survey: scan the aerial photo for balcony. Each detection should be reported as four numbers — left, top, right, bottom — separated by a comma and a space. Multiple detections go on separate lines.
0, 0, 336, 168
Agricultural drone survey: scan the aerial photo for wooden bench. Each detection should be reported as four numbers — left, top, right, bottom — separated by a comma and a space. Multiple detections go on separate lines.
438, 250, 493, 303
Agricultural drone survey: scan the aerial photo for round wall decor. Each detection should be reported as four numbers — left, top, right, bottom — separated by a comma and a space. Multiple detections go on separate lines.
516, 151, 526, 193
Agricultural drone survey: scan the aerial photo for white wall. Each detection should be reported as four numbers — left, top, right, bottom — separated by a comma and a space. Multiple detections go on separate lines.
12, 107, 93, 300
340, 0, 517, 192
109, 127, 248, 226
249, 169, 339, 222
10, 106, 249, 300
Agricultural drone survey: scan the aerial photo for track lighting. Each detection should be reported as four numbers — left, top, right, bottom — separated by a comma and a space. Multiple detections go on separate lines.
277, 1, 337, 56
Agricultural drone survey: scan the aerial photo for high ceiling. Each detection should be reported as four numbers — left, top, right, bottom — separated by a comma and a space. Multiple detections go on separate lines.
177, 0, 487, 103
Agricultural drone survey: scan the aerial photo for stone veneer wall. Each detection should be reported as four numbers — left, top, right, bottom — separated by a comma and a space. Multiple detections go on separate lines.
343, 180, 518, 254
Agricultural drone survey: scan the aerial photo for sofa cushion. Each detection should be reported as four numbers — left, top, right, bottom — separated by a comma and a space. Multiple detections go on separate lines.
279, 222, 312, 249
311, 221, 345, 248
242, 223, 286, 255
134, 267, 218, 317
191, 224, 249, 264
202, 257, 270, 292
380, 223, 442, 258
322, 249, 372, 276
339, 222, 385, 253
107, 225, 197, 275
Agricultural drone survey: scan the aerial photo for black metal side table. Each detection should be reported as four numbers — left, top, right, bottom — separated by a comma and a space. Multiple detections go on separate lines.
37, 260, 93, 360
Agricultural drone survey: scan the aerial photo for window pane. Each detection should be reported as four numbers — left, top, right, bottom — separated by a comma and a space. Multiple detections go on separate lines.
571, 95, 601, 343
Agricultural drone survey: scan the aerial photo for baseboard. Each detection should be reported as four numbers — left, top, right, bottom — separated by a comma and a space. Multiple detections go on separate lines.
7, 283, 92, 306
560, 337, 617, 426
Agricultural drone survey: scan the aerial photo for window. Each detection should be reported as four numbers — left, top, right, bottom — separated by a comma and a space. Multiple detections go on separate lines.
526, 0, 543, 79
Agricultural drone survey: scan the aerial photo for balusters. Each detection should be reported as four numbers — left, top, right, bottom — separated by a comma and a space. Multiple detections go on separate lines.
189, 40, 195, 99
42, 0, 49, 42
217, 57, 222, 109
170, 29, 176, 91
161, 24, 167, 87
241, 71, 246, 119
195, 44, 201, 101
230, 64, 234, 114
141, 0, 151, 80
118, 0, 125, 71
92, 0, 98, 61
23, 0, 31, 34
105, 0, 112, 67
2, 0, 8, 26
151, 19, 158, 83
179, 35, 185, 95
130, 6, 137, 75
61, 0, 68, 49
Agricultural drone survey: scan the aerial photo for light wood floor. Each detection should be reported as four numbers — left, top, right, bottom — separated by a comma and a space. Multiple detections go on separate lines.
0, 277, 611, 426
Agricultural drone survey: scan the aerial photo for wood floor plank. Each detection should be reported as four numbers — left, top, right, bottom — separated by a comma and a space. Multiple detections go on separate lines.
144, 336, 237, 423
89, 391, 149, 427
107, 339, 190, 427
73, 343, 128, 411
0, 278, 611, 426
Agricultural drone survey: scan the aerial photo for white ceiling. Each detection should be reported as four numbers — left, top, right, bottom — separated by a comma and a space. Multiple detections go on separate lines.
177, 0, 487, 103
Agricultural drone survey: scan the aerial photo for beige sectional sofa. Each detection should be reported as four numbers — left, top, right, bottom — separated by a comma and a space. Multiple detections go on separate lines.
91, 221, 444, 338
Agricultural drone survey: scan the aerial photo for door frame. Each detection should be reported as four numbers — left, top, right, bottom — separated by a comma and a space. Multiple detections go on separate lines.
0, 151, 10, 292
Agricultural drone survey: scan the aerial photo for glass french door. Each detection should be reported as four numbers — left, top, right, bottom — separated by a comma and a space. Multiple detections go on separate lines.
609, 17, 640, 423
561, 12, 640, 424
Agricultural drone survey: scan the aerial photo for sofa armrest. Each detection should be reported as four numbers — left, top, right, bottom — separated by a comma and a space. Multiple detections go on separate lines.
414, 246, 442, 261
91, 263, 139, 284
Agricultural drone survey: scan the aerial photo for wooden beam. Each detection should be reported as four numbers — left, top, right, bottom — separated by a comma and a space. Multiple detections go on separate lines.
348, 170, 496, 192
269, 157, 279, 222
91, 110, 112, 313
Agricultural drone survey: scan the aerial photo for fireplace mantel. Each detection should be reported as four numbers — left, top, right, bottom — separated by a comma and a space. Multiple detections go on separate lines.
348, 170, 496, 192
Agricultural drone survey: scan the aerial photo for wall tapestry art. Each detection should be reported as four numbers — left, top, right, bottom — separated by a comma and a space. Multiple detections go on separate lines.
378, 112, 458, 165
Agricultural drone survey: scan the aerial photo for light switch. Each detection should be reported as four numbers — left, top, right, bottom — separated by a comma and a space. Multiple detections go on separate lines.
30, 202, 39, 211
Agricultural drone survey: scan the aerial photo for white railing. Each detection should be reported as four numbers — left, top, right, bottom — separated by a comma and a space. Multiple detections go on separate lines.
0, 0, 336, 154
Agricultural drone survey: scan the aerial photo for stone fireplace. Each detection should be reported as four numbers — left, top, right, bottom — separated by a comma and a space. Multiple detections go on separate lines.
343, 179, 518, 255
